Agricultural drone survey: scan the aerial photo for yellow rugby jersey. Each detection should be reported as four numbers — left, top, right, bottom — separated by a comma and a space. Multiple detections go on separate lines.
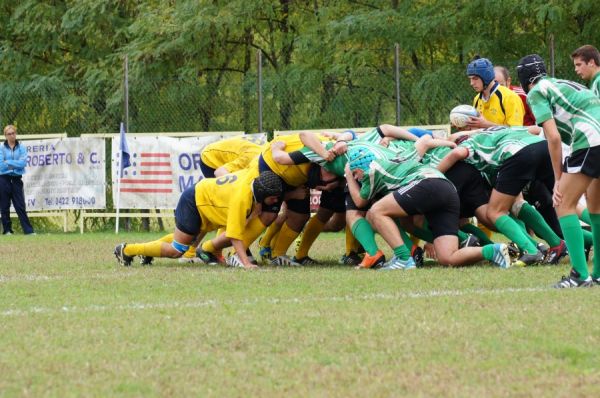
261, 134, 331, 186
194, 169, 255, 240
201, 136, 264, 172
472, 84, 525, 126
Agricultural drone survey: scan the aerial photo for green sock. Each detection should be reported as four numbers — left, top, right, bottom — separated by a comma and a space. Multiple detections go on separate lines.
581, 208, 591, 225
495, 215, 538, 254
589, 214, 600, 279
482, 244, 495, 261
460, 223, 494, 245
583, 229, 593, 250
393, 245, 411, 261
398, 226, 414, 252
457, 230, 469, 243
510, 214, 539, 248
412, 226, 434, 243
518, 203, 561, 247
559, 214, 589, 279
351, 218, 379, 256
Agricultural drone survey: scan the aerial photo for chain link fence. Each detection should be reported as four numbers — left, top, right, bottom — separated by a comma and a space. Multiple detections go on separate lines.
0, 50, 580, 136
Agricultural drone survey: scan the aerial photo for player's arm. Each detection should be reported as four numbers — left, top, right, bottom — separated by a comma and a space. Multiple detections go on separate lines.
437, 146, 469, 173
230, 238, 256, 269
270, 141, 295, 165
6, 145, 27, 169
378, 124, 419, 141
414, 135, 456, 157
466, 115, 496, 128
299, 132, 335, 161
541, 118, 564, 206
344, 163, 369, 208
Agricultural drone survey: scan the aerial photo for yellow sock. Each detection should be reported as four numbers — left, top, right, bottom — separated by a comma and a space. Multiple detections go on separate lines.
243, 217, 268, 247
479, 224, 493, 238
259, 222, 282, 248
183, 246, 196, 258
272, 223, 301, 257
345, 225, 360, 255
201, 239, 217, 253
410, 235, 420, 246
158, 233, 174, 243
295, 217, 325, 259
124, 240, 164, 257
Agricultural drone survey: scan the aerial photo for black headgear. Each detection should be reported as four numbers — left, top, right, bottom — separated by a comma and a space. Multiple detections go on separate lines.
516, 54, 547, 93
252, 171, 283, 203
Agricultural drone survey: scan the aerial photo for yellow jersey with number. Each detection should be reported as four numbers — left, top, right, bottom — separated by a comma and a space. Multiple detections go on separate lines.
472, 84, 525, 127
201, 136, 264, 172
194, 169, 255, 240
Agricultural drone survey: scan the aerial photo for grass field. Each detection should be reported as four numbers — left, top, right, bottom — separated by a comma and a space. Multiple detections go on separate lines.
1, 231, 600, 397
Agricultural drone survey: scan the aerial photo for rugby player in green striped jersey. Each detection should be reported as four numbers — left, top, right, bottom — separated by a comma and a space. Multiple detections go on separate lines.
518, 54, 600, 288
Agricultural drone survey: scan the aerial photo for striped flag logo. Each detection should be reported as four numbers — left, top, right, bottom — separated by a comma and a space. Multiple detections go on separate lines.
120, 152, 173, 193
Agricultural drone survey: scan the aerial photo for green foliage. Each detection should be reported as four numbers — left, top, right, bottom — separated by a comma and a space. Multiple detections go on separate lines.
0, 1, 599, 133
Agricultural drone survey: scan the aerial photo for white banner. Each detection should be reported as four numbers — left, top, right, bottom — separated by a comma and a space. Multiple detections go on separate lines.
22, 138, 106, 210
111, 134, 266, 209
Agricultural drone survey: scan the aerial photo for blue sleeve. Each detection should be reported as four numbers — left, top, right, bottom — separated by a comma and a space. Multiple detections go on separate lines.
0, 147, 7, 173
407, 128, 433, 137
5, 145, 28, 171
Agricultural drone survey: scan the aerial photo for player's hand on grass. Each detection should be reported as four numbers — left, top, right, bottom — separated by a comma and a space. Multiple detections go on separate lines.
424, 242, 437, 260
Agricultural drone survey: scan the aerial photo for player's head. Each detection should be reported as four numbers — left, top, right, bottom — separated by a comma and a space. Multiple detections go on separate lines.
467, 57, 495, 91
571, 45, 600, 81
516, 54, 547, 93
307, 164, 341, 191
494, 66, 511, 87
348, 147, 375, 178
252, 171, 284, 205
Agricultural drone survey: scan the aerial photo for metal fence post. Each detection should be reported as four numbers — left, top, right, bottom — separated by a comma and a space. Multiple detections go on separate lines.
394, 43, 401, 126
257, 50, 263, 134
124, 55, 129, 133
549, 34, 555, 77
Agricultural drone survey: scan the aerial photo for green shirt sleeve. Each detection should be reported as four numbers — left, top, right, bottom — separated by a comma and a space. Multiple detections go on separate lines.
527, 87, 553, 125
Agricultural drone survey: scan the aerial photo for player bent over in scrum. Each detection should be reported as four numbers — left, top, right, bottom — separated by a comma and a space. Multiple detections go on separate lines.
114, 170, 283, 269
345, 147, 511, 270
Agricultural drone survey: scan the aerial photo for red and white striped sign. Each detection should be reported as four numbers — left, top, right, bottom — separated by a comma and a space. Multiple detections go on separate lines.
120, 152, 173, 194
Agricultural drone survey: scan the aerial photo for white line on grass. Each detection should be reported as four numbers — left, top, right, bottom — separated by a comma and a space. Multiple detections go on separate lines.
1, 287, 547, 317
0, 272, 142, 284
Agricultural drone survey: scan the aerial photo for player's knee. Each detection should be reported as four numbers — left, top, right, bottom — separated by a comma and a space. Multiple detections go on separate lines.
260, 212, 278, 226
168, 240, 189, 258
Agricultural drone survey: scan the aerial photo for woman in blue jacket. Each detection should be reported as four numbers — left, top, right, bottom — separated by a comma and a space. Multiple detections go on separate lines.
0, 125, 34, 235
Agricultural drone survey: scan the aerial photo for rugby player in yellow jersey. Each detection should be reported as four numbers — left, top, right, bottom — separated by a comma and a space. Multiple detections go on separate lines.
466, 57, 524, 128
257, 132, 347, 265
193, 131, 346, 266
200, 134, 265, 178
114, 170, 283, 269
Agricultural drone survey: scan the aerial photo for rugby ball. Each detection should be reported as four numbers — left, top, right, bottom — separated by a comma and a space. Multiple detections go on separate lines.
449, 105, 479, 128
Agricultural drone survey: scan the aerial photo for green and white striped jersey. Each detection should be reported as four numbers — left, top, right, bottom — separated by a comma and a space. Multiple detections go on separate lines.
458, 127, 543, 181
358, 127, 419, 162
359, 159, 446, 201
590, 72, 600, 98
321, 141, 398, 177
527, 77, 600, 152
420, 146, 453, 168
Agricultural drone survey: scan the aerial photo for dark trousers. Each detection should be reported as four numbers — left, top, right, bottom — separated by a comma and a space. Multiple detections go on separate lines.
0, 175, 34, 234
